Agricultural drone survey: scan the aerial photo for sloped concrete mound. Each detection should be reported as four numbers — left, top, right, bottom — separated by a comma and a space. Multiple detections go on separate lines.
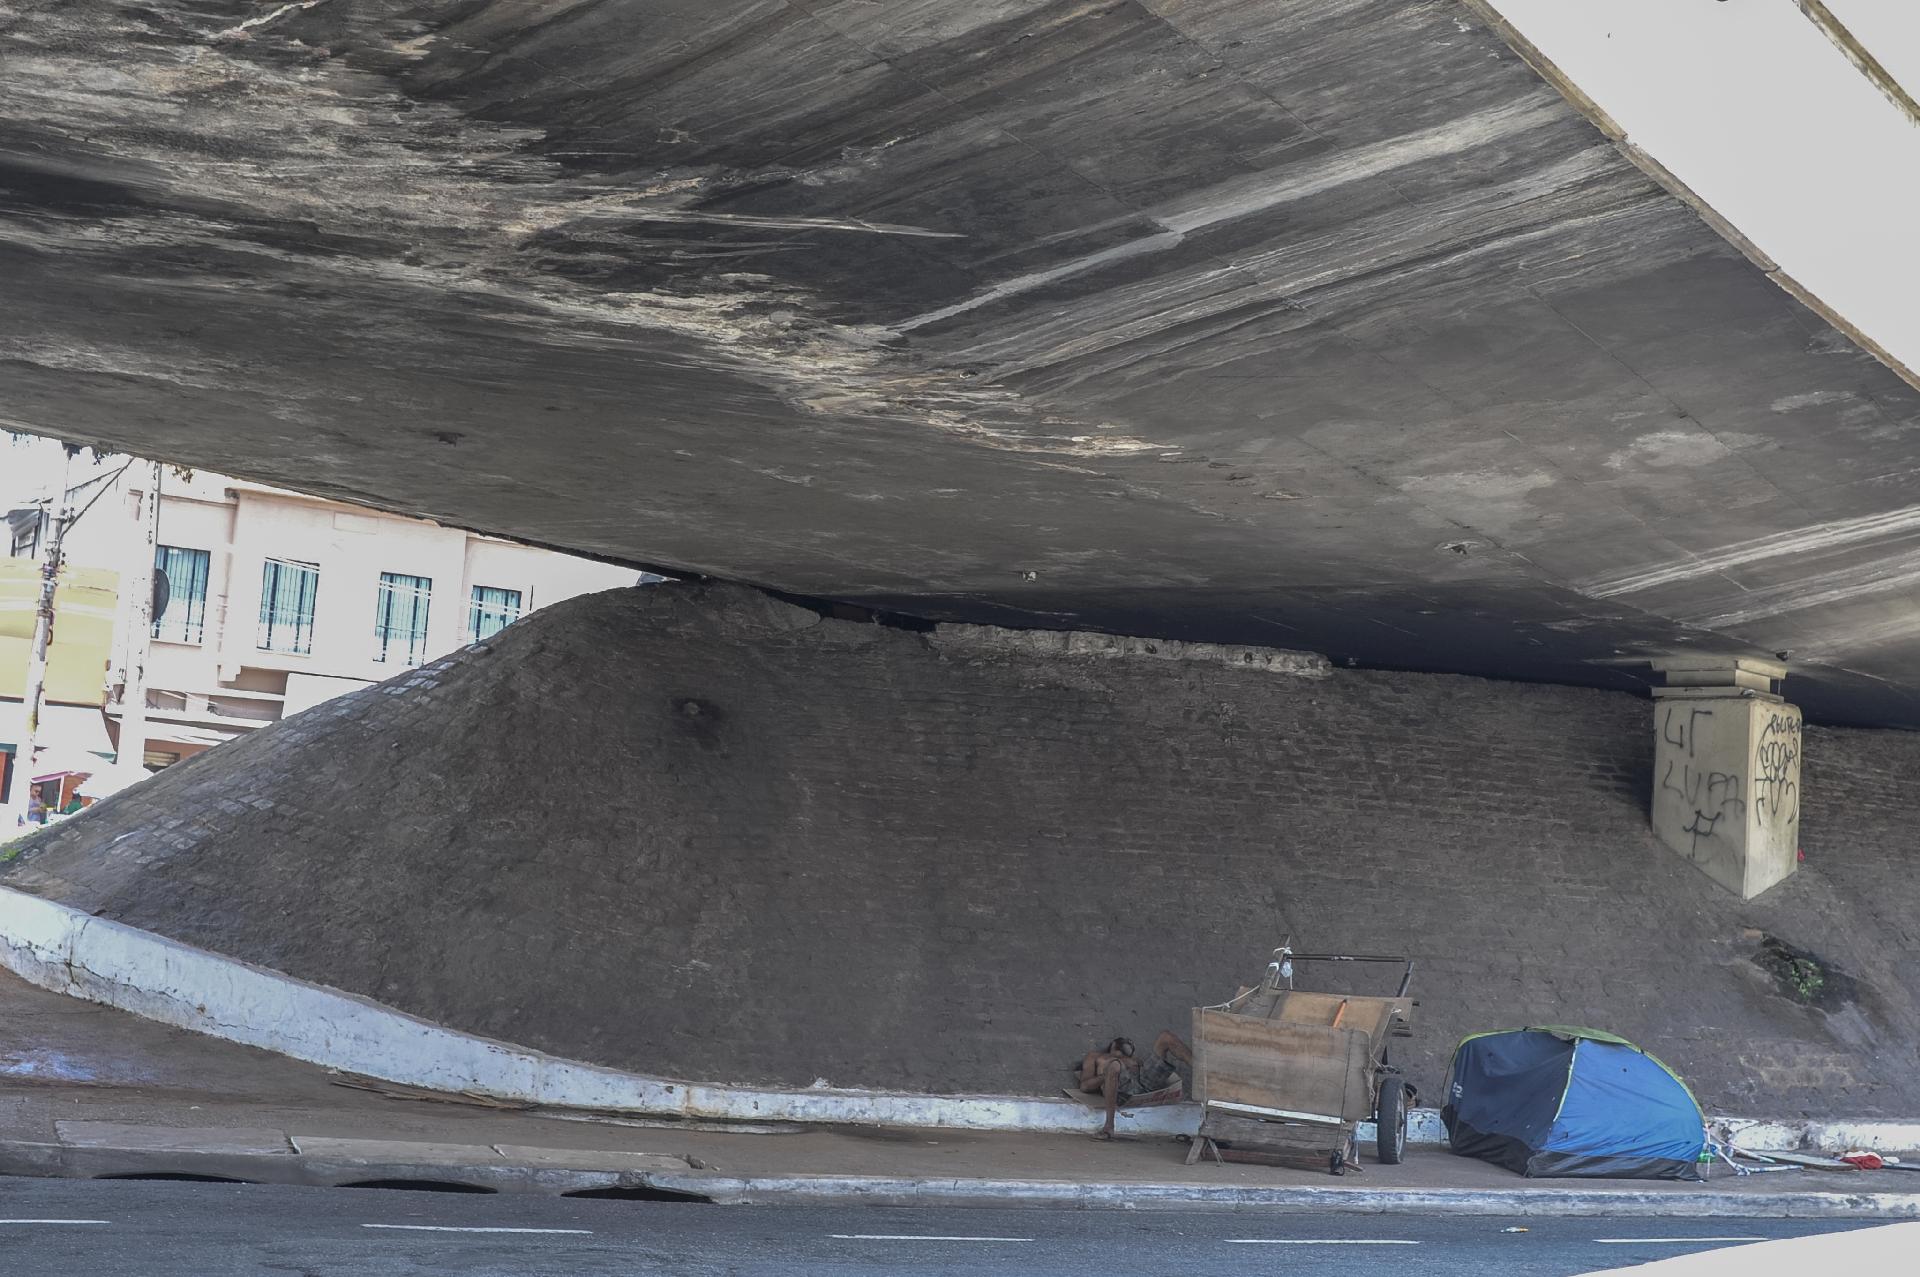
6, 582, 1919, 1113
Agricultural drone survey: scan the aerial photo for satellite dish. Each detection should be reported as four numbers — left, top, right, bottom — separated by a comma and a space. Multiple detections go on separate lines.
152, 567, 171, 622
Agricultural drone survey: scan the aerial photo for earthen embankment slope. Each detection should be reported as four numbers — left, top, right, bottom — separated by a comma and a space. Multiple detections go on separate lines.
6, 582, 1916, 1114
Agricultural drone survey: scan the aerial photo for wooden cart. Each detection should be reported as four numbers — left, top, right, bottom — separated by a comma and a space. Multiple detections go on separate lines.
1186, 947, 1415, 1174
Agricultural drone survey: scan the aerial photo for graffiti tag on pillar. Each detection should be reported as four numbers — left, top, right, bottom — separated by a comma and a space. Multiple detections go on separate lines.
1661, 759, 1745, 853
1661, 706, 1712, 757
1681, 809, 1723, 848
1659, 705, 1740, 854
1753, 711, 1800, 827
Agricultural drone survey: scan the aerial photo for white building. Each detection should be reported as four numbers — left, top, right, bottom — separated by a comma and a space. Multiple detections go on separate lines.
6, 454, 642, 776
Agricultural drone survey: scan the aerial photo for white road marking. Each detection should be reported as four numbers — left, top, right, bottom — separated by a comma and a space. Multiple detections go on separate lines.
1594, 1237, 1768, 1245
830, 1234, 1033, 1242
1228, 1238, 1420, 1245
0, 1220, 111, 1226
1589, 1228, 1766, 1236
361, 1225, 593, 1235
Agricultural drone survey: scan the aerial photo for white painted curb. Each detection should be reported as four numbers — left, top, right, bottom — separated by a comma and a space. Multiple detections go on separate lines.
0, 886, 1185, 1134
1717, 1117, 1920, 1156
2, 886, 1914, 1148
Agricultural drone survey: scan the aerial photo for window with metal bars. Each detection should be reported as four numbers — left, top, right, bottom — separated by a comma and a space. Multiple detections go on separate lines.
374, 571, 433, 665
258, 557, 319, 655
467, 585, 522, 642
152, 545, 211, 644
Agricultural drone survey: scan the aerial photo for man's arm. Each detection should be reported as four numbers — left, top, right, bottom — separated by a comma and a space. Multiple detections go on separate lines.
1154, 1030, 1193, 1067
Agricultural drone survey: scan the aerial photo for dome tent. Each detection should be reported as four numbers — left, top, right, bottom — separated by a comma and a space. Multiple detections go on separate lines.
1441, 1026, 1705, 1180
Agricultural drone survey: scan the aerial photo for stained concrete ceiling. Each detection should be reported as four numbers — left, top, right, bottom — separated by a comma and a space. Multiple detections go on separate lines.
5, 0, 1920, 724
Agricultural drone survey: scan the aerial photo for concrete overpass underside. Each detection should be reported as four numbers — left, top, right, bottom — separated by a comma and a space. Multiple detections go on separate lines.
7, 0, 1920, 725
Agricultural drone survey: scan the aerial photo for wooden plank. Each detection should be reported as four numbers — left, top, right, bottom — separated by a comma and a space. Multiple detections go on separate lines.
1195, 1108, 1346, 1169
1208, 1100, 1345, 1124
1217, 1146, 1324, 1167
1217, 990, 1413, 1046
1199, 1110, 1340, 1150
1234, 989, 1347, 1022
1191, 1005, 1212, 1106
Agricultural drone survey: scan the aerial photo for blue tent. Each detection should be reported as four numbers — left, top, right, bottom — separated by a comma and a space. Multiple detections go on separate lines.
1441, 1027, 1705, 1180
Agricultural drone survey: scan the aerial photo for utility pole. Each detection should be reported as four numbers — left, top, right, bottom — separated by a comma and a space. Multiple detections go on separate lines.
117, 460, 163, 775
6, 445, 76, 828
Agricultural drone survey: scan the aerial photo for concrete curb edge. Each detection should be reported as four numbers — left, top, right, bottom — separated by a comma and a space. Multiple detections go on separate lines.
5, 1137, 1920, 1217
0, 1139, 659, 1196
641, 1171, 1920, 1216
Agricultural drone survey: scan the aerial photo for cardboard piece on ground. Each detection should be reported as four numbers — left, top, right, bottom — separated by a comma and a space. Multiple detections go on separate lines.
1058, 1082, 1184, 1109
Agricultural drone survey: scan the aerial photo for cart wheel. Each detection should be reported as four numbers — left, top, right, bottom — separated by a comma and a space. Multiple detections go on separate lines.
1376, 1077, 1408, 1165
1329, 1149, 1346, 1176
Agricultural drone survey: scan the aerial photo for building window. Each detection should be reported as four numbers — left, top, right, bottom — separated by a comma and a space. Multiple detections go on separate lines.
152, 545, 211, 644
8, 509, 43, 559
258, 558, 319, 655
468, 585, 523, 641
374, 572, 433, 665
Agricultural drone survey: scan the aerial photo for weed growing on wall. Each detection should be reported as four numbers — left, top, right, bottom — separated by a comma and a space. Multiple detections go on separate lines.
1753, 934, 1846, 1009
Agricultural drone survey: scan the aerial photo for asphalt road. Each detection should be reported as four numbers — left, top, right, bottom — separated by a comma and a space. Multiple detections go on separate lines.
0, 1178, 1882, 1275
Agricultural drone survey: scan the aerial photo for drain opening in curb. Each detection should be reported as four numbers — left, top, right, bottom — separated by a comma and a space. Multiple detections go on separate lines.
96, 1172, 255, 1184
563, 1185, 714, 1203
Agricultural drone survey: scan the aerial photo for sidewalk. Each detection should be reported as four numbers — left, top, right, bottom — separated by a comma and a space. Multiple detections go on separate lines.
5, 970, 1919, 1216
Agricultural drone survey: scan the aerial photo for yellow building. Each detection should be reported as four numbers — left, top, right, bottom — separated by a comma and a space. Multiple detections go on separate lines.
0, 559, 120, 806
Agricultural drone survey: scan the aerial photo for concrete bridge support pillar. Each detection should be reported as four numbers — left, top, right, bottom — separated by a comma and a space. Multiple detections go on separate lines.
1649, 659, 1801, 899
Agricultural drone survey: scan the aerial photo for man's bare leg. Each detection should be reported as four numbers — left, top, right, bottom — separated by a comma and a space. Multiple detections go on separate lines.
1098, 1058, 1123, 1139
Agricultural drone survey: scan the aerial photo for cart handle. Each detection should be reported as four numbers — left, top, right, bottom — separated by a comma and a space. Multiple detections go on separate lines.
1269, 951, 1415, 997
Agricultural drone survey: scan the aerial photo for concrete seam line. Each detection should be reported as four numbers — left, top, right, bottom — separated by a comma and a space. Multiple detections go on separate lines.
2, 886, 1917, 1142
